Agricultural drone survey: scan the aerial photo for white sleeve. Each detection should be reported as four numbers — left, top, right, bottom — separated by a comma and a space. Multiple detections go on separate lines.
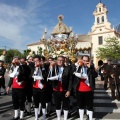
9, 73, 15, 78
74, 72, 87, 79
74, 72, 82, 78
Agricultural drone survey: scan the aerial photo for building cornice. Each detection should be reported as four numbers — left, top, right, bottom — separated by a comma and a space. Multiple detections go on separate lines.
27, 41, 43, 46
89, 30, 114, 35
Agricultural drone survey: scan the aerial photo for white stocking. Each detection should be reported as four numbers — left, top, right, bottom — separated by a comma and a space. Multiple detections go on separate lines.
79, 109, 84, 120
64, 110, 68, 120
34, 108, 38, 120
56, 109, 61, 120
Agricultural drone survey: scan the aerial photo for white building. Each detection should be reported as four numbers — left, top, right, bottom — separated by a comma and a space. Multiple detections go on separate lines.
88, 1, 120, 65
27, 1, 120, 66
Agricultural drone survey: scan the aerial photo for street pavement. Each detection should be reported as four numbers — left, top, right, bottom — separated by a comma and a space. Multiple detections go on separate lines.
0, 74, 120, 120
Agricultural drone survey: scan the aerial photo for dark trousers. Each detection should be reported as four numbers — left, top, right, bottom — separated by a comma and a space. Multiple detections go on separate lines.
0, 78, 6, 89
110, 83, 120, 99
46, 84, 53, 103
12, 88, 26, 111
104, 76, 111, 85
25, 85, 33, 102
33, 88, 46, 108
53, 91, 69, 110
76, 91, 93, 111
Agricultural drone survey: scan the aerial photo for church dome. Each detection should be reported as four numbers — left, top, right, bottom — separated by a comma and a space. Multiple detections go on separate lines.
115, 24, 120, 33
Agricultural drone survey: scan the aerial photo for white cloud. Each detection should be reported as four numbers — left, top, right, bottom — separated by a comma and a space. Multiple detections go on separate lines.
0, 0, 50, 50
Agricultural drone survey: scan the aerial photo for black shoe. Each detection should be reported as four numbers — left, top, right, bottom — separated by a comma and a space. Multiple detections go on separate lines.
68, 112, 71, 118
3, 92, 7, 95
61, 110, 63, 115
116, 96, 120, 101
24, 110, 27, 113
31, 106, 34, 110
46, 110, 51, 118
104, 84, 107, 90
38, 111, 42, 118
86, 115, 89, 120
26, 112, 32, 116
111, 96, 116, 101
12, 116, 19, 120
46, 113, 49, 118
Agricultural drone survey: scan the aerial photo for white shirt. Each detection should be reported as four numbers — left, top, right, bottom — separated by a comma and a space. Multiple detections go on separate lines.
58, 67, 64, 82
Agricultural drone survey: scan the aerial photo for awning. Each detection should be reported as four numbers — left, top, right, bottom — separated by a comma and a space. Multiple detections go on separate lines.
76, 42, 92, 50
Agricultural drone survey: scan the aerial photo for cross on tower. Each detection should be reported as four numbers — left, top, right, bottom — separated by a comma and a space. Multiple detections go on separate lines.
100, 0, 102, 3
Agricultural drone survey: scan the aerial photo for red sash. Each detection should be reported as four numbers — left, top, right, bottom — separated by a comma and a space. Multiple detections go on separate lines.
33, 80, 46, 89
12, 77, 25, 89
76, 79, 92, 92
53, 81, 66, 92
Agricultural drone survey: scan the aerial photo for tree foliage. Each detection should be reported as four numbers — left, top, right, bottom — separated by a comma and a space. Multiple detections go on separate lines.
96, 37, 120, 60
22, 49, 31, 58
5, 49, 22, 63
38, 47, 43, 56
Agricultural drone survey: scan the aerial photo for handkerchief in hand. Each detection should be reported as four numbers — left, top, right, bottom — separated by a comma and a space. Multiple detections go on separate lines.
16, 79, 23, 86
9, 73, 15, 78
85, 76, 90, 86
74, 72, 82, 78
47, 75, 59, 81
33, 76, 43, 81
81, 73, 87, 79
38, 83, 44, 89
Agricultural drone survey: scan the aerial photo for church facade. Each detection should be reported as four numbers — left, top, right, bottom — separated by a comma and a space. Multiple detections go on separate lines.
27, 2, 120, 66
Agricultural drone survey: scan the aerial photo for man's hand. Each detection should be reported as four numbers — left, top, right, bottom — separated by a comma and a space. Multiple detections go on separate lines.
86, 62, 90, 68
65, 91, 70, 97
50, 61, 56, 68
101, 70, 104, 73
111, 74, 115, 78
6, 87, 10, 94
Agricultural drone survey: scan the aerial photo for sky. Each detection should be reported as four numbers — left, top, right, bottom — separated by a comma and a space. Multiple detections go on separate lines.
0, 0, 120, 52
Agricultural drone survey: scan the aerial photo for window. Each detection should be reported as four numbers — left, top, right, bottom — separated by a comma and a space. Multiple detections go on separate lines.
98, 36, 103, 45
97, 17, 100, 24
99, 8, 101, 12
102, 16, 104, 23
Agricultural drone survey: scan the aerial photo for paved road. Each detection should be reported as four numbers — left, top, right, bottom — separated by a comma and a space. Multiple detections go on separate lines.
0, 74, 120, 120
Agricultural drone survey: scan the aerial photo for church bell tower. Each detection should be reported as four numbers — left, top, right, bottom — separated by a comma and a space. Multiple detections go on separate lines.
91, 1, 112, 32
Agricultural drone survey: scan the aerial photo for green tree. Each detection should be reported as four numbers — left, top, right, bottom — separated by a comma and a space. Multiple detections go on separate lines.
38, 47, 43, 56
96, 37, 120, 60
5, 49, 22, 63
22, 49, 31, 58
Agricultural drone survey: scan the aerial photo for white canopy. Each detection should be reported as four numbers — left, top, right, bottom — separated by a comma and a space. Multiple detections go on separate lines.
76, 42, 91, 50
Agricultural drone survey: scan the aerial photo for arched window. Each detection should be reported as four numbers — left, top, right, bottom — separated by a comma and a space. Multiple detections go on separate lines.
99, 8, 101, 12
97, 17, 100, 24
102, 16, 104, 23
